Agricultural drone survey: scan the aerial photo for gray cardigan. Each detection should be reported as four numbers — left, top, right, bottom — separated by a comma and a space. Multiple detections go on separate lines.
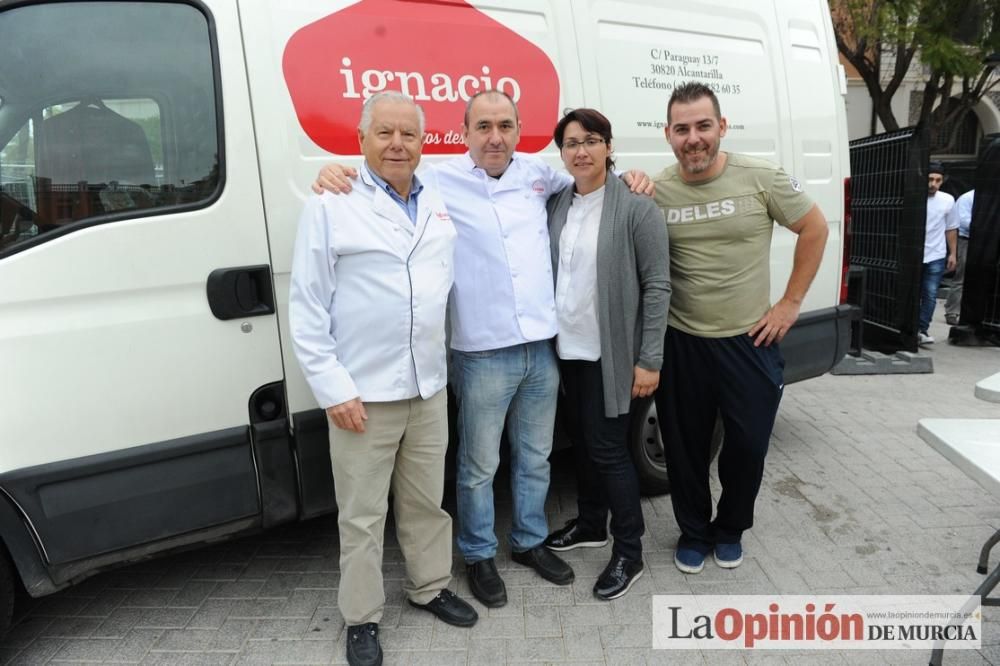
547, 173, 671, 418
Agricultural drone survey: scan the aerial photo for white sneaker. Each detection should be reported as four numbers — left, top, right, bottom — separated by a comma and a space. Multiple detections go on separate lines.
918, 332, 935, 345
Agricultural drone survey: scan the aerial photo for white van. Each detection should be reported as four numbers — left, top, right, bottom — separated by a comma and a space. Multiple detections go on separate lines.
0, 0, 854, 632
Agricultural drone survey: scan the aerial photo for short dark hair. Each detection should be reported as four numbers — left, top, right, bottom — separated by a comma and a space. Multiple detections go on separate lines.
552, 108, 615, 170
463, 90, 519, 127
667, 81, 721, 124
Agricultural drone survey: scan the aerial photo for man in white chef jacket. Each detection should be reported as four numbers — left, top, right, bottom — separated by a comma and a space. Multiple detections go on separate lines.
289, 91, 477, 666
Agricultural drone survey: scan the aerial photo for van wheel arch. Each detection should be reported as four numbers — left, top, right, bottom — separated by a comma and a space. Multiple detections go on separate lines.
0, 489, 57, 601
0, 490, 46, 638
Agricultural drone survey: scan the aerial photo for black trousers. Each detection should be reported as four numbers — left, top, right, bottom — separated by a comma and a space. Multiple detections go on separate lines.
559, 359, 644, 562
654, 326, 784, 552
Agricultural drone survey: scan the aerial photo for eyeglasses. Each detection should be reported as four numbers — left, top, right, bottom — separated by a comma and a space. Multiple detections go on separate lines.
561, 137, 606, 151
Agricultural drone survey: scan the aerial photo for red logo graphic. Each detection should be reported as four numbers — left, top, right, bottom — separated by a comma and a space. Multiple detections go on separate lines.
283, 0, 560, 155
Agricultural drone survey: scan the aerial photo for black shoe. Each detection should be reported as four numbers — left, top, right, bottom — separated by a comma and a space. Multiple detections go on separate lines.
544, 518, 609, 551
346, 622, 382, 666
594, 554, 644, 601
409, 588, 479, 627
466, 558, 507, 607
511, 546, 575, 585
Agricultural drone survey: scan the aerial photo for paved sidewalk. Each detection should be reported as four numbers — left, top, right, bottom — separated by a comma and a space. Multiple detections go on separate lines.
2, 314, 999, 664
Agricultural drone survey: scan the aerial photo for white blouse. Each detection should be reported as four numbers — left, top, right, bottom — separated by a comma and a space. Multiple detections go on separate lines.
555, 186, 605, 361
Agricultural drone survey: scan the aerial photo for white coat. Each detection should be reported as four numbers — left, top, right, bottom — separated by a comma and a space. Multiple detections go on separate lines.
289, 168, 456, 407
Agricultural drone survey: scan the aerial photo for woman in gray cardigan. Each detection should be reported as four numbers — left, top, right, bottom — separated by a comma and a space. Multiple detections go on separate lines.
542, 108, 671, 600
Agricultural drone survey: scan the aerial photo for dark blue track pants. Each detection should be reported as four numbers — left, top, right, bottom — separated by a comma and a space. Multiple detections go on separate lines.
654, 326, 784, 552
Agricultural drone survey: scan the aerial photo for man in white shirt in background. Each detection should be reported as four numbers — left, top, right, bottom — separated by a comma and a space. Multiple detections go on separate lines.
918, 162, 957, 345
289, 91, 477, 666
944, 188, 974, 325
312, 90, 652, 609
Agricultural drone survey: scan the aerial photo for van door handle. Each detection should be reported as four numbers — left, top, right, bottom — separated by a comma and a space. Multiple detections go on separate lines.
206, 265, 275, 320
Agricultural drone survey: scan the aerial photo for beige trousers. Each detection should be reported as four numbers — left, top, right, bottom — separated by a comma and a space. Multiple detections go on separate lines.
328, 389, 452, 625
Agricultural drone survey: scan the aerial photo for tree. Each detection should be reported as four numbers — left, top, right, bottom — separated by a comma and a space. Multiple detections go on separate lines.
831, 0, 1000, 152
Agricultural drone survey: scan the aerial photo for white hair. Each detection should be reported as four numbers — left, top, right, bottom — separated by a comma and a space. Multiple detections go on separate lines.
358, 91, 425, 134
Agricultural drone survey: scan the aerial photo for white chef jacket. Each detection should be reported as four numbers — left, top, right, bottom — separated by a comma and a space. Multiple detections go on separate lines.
924, 191, 956, 263
555, 186, 604, 361
288, 167, 456, 408
429, 152, 572, 352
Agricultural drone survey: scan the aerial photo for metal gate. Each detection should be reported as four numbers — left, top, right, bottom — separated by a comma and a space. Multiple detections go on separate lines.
848, 127, 929, 352
958, 134, 1000, 342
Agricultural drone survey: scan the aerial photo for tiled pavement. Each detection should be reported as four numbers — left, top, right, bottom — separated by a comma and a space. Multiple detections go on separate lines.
3, 313, 1000, 664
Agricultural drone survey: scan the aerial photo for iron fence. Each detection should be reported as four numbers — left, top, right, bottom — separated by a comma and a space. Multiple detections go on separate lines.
848, 127, 929, 352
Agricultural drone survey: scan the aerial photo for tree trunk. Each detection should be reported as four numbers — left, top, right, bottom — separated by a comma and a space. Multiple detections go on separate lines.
874, 95, 901, 132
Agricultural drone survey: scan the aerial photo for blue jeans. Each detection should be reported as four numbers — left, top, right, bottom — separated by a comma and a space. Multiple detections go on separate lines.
451, 340, 559, 563
919, 258, 947, 334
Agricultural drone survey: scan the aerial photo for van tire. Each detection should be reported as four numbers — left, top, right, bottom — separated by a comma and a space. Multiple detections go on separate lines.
628, 397, 723, 496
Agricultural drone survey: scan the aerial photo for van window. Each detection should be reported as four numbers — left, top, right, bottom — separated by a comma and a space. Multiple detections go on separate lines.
0, 2, 220, 254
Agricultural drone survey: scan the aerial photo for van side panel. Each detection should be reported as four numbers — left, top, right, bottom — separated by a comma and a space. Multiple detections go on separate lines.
570, 3, 782, 168
0, 428, 259, 569
771, 0, 848, 306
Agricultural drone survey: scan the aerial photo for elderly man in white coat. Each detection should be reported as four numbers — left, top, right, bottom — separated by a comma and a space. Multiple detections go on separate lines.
288, 91, 477, 666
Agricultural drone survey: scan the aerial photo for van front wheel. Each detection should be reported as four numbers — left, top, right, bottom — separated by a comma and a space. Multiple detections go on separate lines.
628, 397, 723, 496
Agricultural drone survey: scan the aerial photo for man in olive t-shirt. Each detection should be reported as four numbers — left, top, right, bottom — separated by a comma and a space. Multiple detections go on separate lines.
652, 82, 829, 575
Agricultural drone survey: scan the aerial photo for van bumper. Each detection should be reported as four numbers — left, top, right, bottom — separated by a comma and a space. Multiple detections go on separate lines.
782, 304, 861, 384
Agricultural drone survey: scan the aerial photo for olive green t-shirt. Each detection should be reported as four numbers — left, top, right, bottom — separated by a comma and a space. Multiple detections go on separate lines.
653, 153, 814, 337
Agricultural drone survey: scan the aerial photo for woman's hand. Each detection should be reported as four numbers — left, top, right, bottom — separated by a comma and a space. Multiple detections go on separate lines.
631, 366, 660, 399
